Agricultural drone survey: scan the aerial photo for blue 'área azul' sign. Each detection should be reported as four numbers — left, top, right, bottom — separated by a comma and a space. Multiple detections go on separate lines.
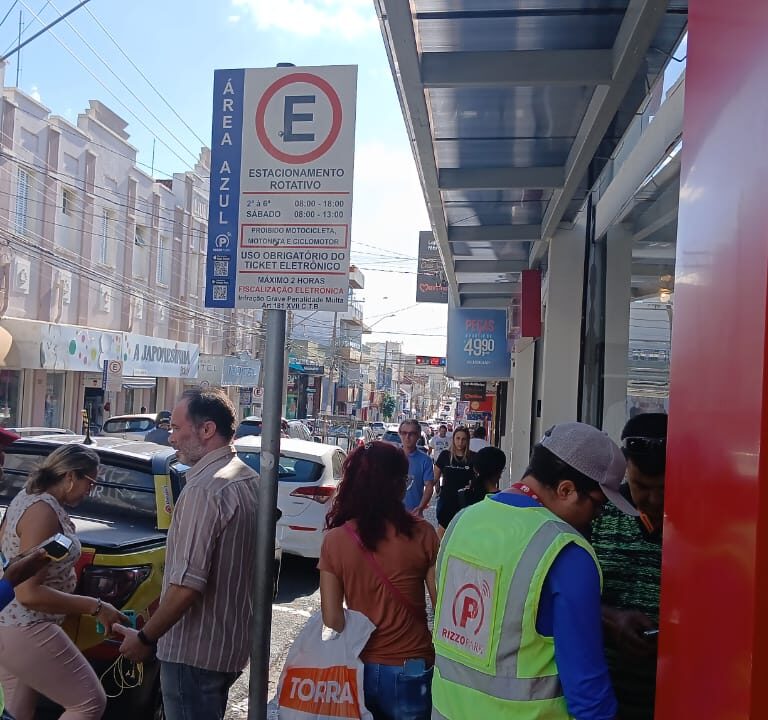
206, 69, 245, 309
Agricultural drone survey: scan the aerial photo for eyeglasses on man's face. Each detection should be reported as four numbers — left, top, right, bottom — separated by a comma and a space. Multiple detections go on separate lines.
399, 430, 419, 437
622, 436, 665, 454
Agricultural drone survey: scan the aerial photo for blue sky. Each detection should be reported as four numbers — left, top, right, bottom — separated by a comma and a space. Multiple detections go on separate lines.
0, 0, 448, 355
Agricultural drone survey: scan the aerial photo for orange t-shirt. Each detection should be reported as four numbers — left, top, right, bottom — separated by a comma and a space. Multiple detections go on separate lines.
318, 518, 439, 665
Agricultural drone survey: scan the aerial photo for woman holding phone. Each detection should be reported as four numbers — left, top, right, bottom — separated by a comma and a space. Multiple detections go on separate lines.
0, 444, 127, 720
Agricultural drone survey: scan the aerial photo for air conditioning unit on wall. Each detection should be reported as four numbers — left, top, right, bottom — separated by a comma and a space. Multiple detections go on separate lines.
55, 270, 72, 305
14, 258, 30, 294
99, 284, 112, 313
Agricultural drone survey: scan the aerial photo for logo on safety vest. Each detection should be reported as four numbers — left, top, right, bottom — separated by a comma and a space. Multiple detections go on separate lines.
279, 666, 361, 718
436, 557, 497, 659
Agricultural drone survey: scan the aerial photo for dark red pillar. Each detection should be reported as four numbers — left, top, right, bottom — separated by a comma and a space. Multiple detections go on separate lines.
657, 2, 768, 718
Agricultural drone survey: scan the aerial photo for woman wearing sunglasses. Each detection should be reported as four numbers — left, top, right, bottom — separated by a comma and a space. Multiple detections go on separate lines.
0, 444, 127, 720
433, 426, 474, 539
319, 441, 438, 720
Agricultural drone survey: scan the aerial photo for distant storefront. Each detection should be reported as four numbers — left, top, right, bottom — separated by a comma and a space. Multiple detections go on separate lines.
288, 361, 324, 419
0, 317, 199, 431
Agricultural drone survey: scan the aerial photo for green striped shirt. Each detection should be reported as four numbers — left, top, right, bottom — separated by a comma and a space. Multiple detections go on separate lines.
592, 503, 662, 720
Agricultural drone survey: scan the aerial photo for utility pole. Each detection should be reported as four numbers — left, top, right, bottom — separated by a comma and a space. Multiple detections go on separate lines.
248, 309, 285, 718
2, 0, 93, 62
382, 340, 389, 392
282, 310, 293, 416
15, 11, 21, 87
323, 311, 338, 415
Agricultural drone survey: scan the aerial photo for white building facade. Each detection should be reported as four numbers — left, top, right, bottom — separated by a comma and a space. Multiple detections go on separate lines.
0, 65, 261, 430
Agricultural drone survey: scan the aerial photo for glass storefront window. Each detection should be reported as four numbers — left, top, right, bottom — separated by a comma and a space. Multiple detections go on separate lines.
0, 371, 20, 428
44, 372, 65, 428
627, 298, 672, 416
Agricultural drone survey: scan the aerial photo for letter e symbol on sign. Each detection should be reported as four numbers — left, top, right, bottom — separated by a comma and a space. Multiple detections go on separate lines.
283, 96, 316, 143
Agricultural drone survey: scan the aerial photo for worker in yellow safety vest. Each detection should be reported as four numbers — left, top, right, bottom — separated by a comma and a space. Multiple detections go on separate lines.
432, 422, 638, 720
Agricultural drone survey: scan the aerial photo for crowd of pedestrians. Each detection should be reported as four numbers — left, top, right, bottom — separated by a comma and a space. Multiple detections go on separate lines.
0, 394, 666, 720
320, 414, 667, 720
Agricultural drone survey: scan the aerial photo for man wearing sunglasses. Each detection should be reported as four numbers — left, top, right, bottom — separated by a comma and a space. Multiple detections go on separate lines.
591, 413, 667, 720
399, 419, 434, 516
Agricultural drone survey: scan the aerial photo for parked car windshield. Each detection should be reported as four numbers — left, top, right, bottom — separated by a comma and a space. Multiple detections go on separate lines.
0, 451, 184, 526
103, 418, 154, 433
382, 430, 401, 444
237, 452, 323, 484
235, 419, 263, 438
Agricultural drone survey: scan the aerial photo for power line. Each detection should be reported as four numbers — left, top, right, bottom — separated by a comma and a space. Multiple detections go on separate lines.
46, 0, 203, 164
0, 1, 20, 32
1, 0, 89, 61
15, 0, 199, 168
10, 98, 207, 180
81, 2, 208, 149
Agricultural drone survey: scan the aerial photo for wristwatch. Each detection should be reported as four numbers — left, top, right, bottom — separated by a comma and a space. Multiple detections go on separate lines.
137, 630, 157, 647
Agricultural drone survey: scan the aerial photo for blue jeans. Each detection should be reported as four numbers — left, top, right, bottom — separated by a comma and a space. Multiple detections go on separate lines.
160, 661, 239, 720
363, 661, 433, 720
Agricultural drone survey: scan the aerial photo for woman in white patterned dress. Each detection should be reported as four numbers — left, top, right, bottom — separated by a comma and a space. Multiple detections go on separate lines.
0, 444, 127, 720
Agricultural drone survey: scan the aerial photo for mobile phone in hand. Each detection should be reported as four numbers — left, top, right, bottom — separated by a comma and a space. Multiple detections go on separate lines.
39, 534, 73, 561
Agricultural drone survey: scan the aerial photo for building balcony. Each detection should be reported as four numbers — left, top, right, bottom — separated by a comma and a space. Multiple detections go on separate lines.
349, 265, 365, 290
339, 301, 364, 326
338, 345, 362, 363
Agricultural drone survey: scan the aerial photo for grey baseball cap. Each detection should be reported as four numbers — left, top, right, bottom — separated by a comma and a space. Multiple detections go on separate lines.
540, 422, 637, 516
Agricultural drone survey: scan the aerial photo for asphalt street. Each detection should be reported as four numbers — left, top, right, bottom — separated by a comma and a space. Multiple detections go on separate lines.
224, 554, 322, 720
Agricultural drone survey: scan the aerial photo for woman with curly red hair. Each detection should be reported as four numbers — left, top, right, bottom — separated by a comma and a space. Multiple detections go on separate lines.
318, 441, 438, 720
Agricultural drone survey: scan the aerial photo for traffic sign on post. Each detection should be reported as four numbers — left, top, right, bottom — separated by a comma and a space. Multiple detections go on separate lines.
102, 359, 123, 394
205, 65, 357, 312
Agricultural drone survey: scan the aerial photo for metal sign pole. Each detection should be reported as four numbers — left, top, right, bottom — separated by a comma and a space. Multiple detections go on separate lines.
248, 308, 286, 719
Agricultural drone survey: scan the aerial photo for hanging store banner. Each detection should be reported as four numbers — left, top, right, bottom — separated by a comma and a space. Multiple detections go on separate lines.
460, 381, 487, 401
205, 65, 358, 312
221, 357, 261, 386
416, 231, 448, 303
446, 308, 512, 380
40, 323, 123, 372
40, 324, 199, 379
123, 334, 199, 378
194, 355, 226, 388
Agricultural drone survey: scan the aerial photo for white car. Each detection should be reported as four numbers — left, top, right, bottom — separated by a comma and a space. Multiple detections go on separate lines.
234, 436, 345, 558
100, 414, 160, 441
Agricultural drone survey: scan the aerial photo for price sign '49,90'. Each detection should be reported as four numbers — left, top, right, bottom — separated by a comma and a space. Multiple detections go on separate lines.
464, 338, 496, 357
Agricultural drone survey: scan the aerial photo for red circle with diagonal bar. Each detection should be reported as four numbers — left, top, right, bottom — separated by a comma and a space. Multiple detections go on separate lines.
255, 72, 343, 165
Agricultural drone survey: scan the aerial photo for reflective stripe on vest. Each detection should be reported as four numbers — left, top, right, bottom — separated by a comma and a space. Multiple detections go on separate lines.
434, 500, 597, 707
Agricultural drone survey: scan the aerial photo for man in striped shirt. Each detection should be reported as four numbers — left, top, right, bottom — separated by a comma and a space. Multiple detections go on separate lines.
116, 389, 259, 720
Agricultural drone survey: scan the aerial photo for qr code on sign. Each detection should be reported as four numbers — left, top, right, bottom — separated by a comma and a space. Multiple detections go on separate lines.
213, 259, 229, 277
212, 285, 228, 301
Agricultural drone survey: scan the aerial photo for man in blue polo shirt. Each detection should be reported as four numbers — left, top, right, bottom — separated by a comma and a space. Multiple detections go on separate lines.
399, 419, 434, 516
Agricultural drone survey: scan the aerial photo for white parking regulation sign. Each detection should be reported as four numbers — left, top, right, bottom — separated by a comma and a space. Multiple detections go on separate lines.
205, 65, 357, 312
103, 359, 123, 394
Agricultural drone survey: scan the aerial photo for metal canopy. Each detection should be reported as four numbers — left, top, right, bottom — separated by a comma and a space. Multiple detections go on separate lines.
375, 0, 687, 307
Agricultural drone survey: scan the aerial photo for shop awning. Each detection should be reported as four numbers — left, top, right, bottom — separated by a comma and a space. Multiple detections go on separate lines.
122, 376, 157, 389
374, 0, 688, 307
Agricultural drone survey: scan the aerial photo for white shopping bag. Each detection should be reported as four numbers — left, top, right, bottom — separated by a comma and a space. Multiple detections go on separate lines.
277, 609, 375, 720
